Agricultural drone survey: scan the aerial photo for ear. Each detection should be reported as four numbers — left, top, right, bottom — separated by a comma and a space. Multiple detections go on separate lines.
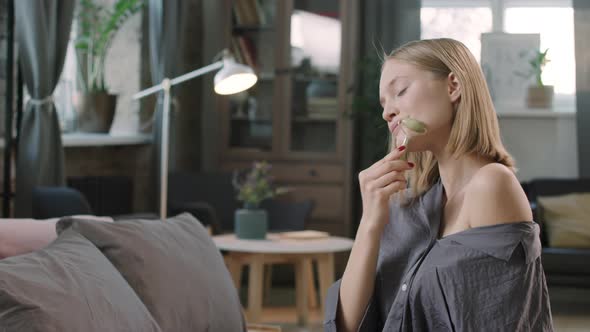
447, 72, 461, 103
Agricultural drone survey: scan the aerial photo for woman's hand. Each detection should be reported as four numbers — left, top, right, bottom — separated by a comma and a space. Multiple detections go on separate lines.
358, 146, 413, 232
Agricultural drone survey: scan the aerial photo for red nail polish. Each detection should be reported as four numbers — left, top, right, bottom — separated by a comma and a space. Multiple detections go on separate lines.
398, 146, 406, 152
408, 162, 415, 167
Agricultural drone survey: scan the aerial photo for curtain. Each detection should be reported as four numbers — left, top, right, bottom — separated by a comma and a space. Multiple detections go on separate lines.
353, 0, 421, 226
14, 0, 75, 217
574, 0, 590, 177
149, 0, 183, 199
355, 0, 421, 169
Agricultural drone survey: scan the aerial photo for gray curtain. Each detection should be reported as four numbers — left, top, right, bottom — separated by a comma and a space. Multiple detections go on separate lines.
149, 0, 183, 195
353, 0, 421, 228
356, 0, 421, 169
574, 0, 590, 177
14, 1, 75, 217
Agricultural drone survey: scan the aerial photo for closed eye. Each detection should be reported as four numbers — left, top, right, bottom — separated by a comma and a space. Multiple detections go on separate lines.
397, 87, 407, 97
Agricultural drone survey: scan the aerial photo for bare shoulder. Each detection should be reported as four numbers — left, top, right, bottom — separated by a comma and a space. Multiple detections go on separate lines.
464, 163, 533, 228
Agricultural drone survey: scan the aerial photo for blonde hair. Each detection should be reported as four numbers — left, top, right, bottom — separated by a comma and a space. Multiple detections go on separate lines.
385, 38, 516, 201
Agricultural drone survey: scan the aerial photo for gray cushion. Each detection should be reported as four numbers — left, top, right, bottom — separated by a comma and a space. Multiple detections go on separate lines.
0, 228, 162, 332
57, 213, 245, 332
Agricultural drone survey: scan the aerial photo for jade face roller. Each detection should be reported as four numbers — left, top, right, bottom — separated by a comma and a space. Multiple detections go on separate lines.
395, 117, 427, 160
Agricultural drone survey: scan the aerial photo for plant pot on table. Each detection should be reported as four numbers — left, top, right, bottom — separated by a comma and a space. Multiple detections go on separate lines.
74, 92, 117, 133
235, 203, 268, 240
527, 85, 554, 109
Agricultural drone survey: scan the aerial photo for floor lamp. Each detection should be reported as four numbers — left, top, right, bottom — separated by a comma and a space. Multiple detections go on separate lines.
133, 49, 258, 220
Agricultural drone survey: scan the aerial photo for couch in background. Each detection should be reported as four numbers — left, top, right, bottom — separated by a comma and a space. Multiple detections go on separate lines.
524, 178, 590, 288
0, 214, 247, 331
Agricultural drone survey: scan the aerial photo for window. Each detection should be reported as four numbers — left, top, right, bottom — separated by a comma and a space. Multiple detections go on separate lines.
53, 33, 77, 132
52, 5, 142, 134
504, 6, 575, 95
421, 0, 576, 111
421, 5, 493, 63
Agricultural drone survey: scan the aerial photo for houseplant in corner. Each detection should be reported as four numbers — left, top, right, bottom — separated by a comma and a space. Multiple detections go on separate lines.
523, 48, 553, 109
232, 161, 287, 239
73, 0, 144, 132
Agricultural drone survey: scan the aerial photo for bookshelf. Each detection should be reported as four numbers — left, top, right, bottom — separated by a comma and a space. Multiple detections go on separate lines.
216, 0, 358, 238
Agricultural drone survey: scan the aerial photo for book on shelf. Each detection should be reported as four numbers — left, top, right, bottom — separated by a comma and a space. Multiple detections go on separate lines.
307, 97, 338, 112
233, 0, 267, 26
237, 36, 257, 69
231, 36, 257, 70
230, 37, 245, 64
307, 97, 338, 106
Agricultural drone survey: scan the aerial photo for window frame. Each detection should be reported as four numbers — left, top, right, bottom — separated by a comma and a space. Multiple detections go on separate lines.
421, 0, 576, 112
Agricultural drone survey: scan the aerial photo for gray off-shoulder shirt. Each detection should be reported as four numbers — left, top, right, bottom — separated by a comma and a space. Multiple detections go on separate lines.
325, 179, 553, 331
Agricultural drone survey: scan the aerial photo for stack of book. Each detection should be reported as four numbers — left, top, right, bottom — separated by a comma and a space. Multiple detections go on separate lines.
306, 97, 338, 120
233, 0, 267, 26
230, 35, 257, 70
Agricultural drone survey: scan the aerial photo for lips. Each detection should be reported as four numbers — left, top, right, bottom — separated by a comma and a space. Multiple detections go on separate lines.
389, 118, 401, 134
389, 122, 398, 134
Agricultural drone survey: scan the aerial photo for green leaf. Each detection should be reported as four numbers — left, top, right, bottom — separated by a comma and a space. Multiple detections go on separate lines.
74, 0, 145, 92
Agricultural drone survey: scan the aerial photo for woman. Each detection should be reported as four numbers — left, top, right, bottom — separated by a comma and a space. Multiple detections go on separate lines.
324, 38, 553, 331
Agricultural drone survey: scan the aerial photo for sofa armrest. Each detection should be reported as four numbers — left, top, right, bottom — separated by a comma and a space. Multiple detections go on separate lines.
169, 201, 223, 234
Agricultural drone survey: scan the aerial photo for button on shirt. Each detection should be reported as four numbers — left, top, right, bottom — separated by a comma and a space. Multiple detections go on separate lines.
324, 179, 553, 331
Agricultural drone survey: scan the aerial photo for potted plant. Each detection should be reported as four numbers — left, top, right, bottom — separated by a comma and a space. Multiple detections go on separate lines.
73, 0, 144, 132
523, 48, 553, 109
232, 161, 288, 239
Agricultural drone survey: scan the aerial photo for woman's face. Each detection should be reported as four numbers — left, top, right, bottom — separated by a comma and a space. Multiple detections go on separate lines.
379, 58, 459, 152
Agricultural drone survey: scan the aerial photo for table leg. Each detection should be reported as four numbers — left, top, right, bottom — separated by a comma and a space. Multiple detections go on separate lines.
224, 255, 242, 291
247, 255, 264, 323
295, 257, 310, 326
318, 253, 335, 315
307, 260, 318, 309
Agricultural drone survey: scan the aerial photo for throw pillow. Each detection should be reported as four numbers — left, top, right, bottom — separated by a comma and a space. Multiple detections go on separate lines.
0, 215, 113, 259
0, 228, 161, 331
57, 213, 245, 332
538, 193, 590, 248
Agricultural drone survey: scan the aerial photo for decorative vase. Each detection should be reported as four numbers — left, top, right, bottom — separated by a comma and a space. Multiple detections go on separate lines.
526, 85, 554, 109
234, 203, 268, 240
74, 92, 117, 133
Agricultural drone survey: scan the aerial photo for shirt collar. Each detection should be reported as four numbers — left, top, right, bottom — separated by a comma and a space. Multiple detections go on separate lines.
438, 222, 542, 264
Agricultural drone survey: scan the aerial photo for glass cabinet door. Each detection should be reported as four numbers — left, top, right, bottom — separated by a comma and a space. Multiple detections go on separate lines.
227, 0, 279, 152
285, 0, 342, 154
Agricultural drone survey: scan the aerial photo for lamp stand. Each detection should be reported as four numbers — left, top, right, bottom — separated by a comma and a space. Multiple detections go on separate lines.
134, 50, 257, 221
159, 78, 171, 220
134, 61, 224, 220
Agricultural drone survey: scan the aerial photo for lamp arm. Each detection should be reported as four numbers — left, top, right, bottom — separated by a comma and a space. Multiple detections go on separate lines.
132, 60, 224, 100
170, 60, 223, 86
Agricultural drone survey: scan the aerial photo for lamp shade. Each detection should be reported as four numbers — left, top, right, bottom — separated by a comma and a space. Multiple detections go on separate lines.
214, 55, 258, 95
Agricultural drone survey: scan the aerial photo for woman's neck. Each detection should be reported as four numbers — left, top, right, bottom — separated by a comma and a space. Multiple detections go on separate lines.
434, 149, 492, 203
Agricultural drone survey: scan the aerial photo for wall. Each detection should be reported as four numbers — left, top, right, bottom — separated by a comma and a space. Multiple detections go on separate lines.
64, 145, 153, 213
498, 113, 579, 182
105, 11, 142, 134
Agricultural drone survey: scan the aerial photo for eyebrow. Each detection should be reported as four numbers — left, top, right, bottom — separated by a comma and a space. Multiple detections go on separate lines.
380, 75, 408, 107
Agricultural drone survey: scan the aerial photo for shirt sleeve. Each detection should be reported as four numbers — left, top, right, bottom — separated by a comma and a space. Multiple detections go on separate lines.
324, 279, 381, 332
434, 250, 553, 332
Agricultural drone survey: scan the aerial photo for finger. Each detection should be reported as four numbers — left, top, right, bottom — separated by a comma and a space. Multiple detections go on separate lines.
364, 160, 412, 183
371, 171, 407, 189
383, 145, 408, 162
375, 160, 413, 177
373, 145, 407, 168
380, 179, 408, 196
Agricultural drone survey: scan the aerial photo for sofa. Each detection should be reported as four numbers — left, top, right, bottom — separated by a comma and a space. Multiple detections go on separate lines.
0, 213, 247, 331
523, 178, 590, 288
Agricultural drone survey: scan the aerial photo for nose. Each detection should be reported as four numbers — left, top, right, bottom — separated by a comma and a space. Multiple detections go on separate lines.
382, 104, 398, 122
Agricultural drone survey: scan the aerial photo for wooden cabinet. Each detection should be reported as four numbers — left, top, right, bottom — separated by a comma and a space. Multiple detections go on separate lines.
217, 0, 358, 237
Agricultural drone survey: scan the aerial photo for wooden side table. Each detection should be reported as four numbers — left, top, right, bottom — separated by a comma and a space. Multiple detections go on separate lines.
213, 233, 354, 326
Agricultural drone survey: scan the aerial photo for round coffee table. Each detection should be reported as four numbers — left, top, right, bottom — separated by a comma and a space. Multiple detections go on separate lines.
213, 233, 354, 326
